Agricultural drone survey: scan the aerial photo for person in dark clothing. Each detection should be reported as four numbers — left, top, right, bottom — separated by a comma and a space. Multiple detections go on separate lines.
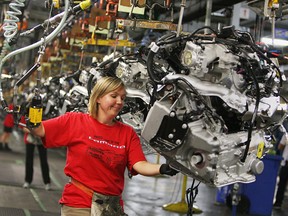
22, 127, 51, 190
274, 132, 288, 209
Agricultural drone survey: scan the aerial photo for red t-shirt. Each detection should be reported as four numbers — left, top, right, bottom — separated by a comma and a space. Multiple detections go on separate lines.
3, 104, 14, 128
42, 112, 146, 208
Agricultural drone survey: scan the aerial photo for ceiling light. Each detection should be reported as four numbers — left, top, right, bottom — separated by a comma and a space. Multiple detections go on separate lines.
260, 37, 288, 47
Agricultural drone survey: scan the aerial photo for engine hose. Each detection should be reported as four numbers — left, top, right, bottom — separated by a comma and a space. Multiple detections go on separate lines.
146, 48, 162, 84
146, 32, 186, 84
2, 0, 26, 44
237, 35, 283, 86
65, 69, 81, 80
87, 58, 120, 96
240, 61, 260, 163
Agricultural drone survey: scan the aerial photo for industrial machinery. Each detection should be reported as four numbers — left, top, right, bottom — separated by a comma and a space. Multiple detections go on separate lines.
0, 0, 287, 189
140, 27, 283, 187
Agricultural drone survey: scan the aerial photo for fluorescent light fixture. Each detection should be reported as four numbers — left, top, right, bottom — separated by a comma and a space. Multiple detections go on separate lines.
277, 103, 288, 111
261, 37, 288, 47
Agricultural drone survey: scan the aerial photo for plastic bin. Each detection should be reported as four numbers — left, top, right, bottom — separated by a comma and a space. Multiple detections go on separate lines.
241, 154, 282, 216
216, 154, 282, 215
215, 185, 231, 204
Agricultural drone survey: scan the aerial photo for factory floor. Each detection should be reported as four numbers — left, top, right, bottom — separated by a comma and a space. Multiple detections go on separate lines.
0, 128, 287, 216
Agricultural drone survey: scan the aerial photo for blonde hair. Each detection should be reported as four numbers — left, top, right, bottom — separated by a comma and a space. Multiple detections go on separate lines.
88, 76, 125, 118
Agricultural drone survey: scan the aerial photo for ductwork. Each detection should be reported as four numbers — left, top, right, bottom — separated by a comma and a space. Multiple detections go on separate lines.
173, 0, 245, 23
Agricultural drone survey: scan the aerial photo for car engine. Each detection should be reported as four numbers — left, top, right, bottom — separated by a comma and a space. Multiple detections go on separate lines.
138, 27, 282, 187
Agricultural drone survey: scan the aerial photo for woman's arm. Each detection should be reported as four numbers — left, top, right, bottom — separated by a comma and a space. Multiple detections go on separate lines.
133, 161, 161, 176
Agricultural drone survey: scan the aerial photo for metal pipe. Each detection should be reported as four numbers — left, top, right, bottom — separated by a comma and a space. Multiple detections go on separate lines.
176, 0, 186, 36
173, 0, 243, 23
0, 0, 70, 102
271, 10, 276, 46
204, 0, 213, 34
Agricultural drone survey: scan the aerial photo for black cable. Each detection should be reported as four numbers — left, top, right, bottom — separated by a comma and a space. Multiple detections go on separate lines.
280, 93, 288, 104
236, 31, 283, 86
146, 49, 165, 84
186, 179, 201, 216
174, 77, 226, 128
146, 27, 218, 85
188, 26, 218, 38
240, 59, 260, 162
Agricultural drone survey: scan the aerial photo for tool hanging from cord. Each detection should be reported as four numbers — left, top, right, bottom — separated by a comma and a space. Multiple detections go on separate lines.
14, 0, 92, 128
0, 0, 92, 123
14, 44, 46, 128
0, 0, 71, 126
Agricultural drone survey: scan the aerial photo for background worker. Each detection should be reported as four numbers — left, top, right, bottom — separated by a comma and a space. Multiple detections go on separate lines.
22, 125, 51, 190
274, 131, 288, 209
0, 103, 14, 151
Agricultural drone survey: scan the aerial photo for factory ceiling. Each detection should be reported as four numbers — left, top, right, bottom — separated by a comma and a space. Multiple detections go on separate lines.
174, 0, 245, 23
5, 0, 248, 26
4, 1, 288, 32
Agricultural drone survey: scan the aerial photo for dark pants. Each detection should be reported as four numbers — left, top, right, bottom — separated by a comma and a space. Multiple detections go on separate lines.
275, 163, 288, 205
25, 144, 50, 184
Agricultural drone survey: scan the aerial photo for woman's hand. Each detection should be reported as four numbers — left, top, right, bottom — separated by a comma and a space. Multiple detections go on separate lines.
28, 123, 45, 138
159, 164, 179, 176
